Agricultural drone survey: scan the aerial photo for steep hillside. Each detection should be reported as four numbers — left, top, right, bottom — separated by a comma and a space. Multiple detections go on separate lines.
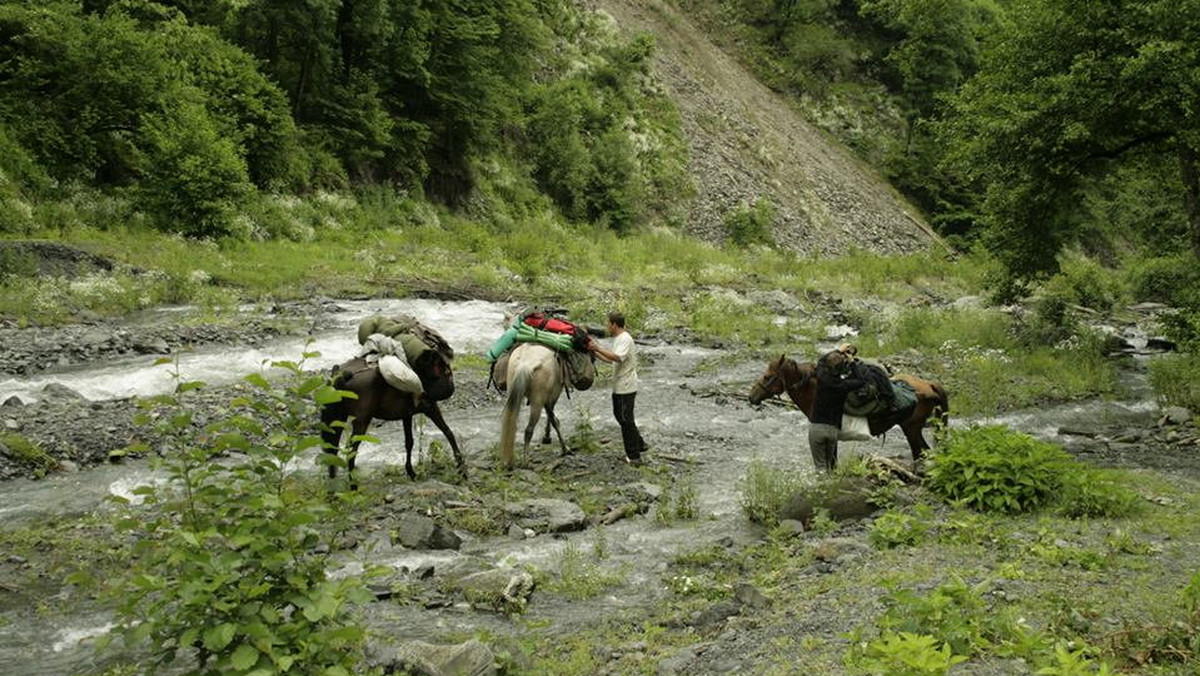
592, 0, 938, 254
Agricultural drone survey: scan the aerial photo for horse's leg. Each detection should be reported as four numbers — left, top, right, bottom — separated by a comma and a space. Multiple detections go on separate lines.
901, 421, 929, 462
523, 396, 545, 457
424, 403, 467, 480
546, 405, 569, 456
348, 416, 371, 491
542, 415, 554, 445
402, 415, 416, 480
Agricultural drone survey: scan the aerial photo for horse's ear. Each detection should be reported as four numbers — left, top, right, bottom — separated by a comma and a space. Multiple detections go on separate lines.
778, 353, 786, 366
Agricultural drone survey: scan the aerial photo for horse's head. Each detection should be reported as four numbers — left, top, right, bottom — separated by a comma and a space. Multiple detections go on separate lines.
413, 350, 455, 401
750, 353, 789, 405
566, 348, 596, 391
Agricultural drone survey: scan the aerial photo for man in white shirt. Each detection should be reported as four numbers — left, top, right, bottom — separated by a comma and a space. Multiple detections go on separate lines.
589, 311, 645, 464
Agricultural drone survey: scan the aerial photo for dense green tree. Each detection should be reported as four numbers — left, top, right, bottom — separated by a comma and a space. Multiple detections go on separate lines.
945, 0, 1200, 278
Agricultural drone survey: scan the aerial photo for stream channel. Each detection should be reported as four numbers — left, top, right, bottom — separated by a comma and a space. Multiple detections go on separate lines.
0, 299, 1168, 674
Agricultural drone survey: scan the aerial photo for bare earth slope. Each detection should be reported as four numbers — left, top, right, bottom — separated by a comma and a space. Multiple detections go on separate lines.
593, 0, 938, 254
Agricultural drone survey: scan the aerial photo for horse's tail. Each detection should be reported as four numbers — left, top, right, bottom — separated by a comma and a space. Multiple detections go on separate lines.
499, 365, 531, 469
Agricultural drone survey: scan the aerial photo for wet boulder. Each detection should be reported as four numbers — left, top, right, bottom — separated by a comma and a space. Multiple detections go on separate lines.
453, 568, 535, 613
811, 537, 872, 565
41, 383, 84, 401
504, 498, 587, 533
1162, 406, 1192, 426
366, 639, 497, 676
780, 477, 877, 527
392, 513, 462, 550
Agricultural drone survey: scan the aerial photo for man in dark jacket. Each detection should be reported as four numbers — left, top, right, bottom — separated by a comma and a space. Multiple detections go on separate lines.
809, 350, 866, 472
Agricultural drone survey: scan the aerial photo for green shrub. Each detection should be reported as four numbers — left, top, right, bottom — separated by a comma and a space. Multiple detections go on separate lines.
1127, 254, 1200, 304
109, 359, 371, 674
857, 631, 967, 676
1058, 469, 1141, 519
1055, 255, 1125, 312
876, 579, 1000, 656
869, 511, 929, 549
1149, 354, 1200, 413
927, 426, 1072, 514
139, 100, 254, 238
0, 432, 56, 478
723, 196, 775, 247
739, 459, 805, 526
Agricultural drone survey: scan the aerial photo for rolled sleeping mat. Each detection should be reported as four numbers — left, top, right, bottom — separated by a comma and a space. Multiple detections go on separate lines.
515, 323, 574, 352
379, 354, 423, 393
486, 327, 520, 362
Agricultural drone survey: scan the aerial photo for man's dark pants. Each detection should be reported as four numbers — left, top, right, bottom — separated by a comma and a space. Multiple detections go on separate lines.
612, 392, 645, 460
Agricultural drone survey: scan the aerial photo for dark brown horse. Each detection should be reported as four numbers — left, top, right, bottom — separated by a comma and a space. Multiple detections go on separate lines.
320, 348, 465, 488
748, 354, 949, 460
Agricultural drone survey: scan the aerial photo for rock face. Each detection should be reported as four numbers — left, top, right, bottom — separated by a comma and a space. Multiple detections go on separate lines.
366, 639, 497, 676
504, 498, 587, 533
594, 0, 938, 255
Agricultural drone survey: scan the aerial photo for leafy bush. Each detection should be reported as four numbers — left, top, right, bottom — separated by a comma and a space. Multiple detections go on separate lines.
1057, 469, 1141, 519
876, 579, 1000, 656
108, 359, 371, 675
869, 511, 929, 549
739, 458, 805, 526
0, 432, 56, 478
723, 196, 776, 247
1149, 354, 1200, 413
857, 631, 967, 676
927, 426, 1072, 514
1127, 254, 1200, 304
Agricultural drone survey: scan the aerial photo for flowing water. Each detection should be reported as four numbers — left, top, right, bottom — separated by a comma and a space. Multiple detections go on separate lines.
0, 301, 1169, 672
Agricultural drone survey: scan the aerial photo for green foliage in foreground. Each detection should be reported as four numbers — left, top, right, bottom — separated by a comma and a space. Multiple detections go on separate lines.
928, 426, 1139, 518
106, 359, 373, 675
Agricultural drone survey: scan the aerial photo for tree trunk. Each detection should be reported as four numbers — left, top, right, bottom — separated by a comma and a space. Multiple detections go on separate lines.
1181, 144, 1200, 261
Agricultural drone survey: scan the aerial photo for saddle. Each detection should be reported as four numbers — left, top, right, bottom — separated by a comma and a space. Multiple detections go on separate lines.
489, 348, 594, 394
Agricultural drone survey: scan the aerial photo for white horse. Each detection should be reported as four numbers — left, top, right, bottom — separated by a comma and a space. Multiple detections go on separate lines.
498, 343, 596, 469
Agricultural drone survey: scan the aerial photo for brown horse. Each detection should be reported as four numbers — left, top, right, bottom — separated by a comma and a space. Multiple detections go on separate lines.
748, 354, 949, 460
320, 349, 465, 488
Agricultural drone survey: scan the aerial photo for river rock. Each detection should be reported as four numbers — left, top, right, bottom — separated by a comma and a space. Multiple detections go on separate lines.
454, 569, 535, 612
619, 481, 664, 506
1163, 406, 1192, 425
504, 498, 587, 533
734, 583, 769, 610
41, 383, 84, 400
811, 537, 872, 564
1, 395, 24, 408
691, 600, 741, 629
366, 639, 497, 676
1057, 426, 1100, 438
133, 336, 170, 355
393, 513, 462, 550
1146, 336, 1178, 352
657, 646, 701, 676
780, 478, 876, 527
